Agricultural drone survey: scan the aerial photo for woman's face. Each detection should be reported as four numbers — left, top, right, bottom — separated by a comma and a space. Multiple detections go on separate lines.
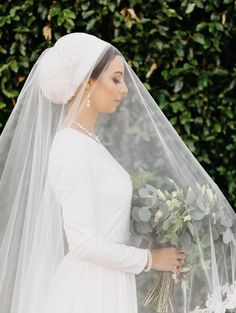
89, 55, 128, 113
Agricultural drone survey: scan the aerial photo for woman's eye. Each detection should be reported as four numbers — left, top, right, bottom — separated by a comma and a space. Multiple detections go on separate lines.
113, 78, 121, 84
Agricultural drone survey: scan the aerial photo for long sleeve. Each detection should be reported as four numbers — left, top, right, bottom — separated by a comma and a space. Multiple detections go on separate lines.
48, 131, 148, 275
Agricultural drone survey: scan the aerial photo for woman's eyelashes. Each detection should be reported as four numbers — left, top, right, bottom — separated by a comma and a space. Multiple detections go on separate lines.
113, 78, 121, 84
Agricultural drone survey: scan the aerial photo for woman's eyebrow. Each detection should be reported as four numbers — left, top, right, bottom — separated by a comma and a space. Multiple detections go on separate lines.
113, 71, 123, 75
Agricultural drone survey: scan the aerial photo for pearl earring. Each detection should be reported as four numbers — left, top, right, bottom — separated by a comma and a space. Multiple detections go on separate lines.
86, 91, 91, 107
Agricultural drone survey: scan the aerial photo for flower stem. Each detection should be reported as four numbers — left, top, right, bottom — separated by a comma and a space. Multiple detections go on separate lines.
142, 271, 175, 313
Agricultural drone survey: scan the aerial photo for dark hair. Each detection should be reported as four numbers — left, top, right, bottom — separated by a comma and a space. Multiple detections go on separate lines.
90, 46, 122, 80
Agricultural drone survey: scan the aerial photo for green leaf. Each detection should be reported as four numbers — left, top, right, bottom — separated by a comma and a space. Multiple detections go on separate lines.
108, 3, 116, 12
196, 22, 208, 32
185, 3, 195, 14
0, 102, 6, 109
82, 10, 95, 19
223, 0, 233, 4
192, 33, 205, 45
174, 79, 183, 93
63, 9, 76, 19
1, 76, 18, 98
9, 60, 19, 73
214, 123, 221, 133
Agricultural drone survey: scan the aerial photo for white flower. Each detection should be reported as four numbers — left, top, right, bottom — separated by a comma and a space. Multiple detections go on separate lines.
172, 272, 178, 283
171, 190, 178, 198
183, 214, 191, 222
211, 212, 217, 224
164, 190, 170, 197
206, 188, 214, 203
166, 198, 181, 209
196, 182, 202, 190
201, 184, 206, 195
156, 189, 166, 201
154, 210, 163, 222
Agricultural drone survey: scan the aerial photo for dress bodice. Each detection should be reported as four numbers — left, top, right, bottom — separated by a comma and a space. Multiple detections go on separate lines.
47, 128, 148, 275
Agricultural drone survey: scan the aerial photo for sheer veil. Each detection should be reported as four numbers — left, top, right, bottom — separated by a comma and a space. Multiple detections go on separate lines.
0, 32, 235, 313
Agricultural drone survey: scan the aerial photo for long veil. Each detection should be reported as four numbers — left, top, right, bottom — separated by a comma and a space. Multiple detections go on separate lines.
0, 32, 235, 313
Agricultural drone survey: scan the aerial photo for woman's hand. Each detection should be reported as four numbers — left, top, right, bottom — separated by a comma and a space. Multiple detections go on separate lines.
150, 247, 186, 274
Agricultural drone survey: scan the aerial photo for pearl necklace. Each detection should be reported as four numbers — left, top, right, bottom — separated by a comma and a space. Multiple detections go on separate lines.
72, 120, 102, 144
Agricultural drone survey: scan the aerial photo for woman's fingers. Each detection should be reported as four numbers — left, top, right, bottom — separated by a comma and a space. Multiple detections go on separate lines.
176, 250, 186, 269
151, 247, 187, 272
177, 251, 186, 259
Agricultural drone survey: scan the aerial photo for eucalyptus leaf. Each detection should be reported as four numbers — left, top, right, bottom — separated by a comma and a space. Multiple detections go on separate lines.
163, 215, 175, 230
220, 214, 233, 227
201, 233, 210, 248
145, 196, 157, 208
211, 226, 220, 241
193, 221, 202, 234
180, 233, 192, 250
159, 202, 169, 211
196, 196, 210, 214
136, 222, 153, 234
131, 206, 142, 222
187, 222, 195, 237
146, 184, 157, 193
191, 209, 206, 221
170, 234, 179, 246
138, 187, 149, 198
138, 207, 152, 222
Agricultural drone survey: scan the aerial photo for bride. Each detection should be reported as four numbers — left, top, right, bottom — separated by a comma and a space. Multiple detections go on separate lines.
0, 32, 235, 313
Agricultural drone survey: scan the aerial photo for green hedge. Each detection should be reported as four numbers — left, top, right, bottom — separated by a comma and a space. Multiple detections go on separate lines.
0, 0, 235, 208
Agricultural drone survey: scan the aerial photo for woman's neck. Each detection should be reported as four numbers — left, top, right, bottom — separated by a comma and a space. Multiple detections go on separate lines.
67, 95, 100, 134
73, 107, 99, 134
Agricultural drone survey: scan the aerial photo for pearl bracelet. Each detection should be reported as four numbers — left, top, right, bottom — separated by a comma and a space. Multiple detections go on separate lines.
143, 249, 152, 272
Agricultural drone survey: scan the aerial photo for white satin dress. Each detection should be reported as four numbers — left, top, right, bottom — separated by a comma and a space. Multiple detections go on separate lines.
44, 128, 148, 313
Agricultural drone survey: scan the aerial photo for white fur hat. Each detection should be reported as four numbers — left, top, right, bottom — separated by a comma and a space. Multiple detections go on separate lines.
38, 33, 110, 104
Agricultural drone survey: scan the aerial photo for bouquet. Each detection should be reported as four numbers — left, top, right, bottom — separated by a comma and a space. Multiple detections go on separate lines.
130, 167, 236, 313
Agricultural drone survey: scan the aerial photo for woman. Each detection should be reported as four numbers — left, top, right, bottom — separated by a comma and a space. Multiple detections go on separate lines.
0, 33, 235, 313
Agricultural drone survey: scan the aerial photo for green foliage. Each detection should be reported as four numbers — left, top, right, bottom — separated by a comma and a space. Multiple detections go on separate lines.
0, 0, 235, 208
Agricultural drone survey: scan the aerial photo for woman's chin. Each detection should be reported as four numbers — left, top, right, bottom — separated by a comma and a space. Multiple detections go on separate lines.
107, 106, 119, 114
101, 103, 120, 114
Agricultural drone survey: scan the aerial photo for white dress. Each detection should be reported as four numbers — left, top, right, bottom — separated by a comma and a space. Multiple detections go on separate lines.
44, 128, 149, 313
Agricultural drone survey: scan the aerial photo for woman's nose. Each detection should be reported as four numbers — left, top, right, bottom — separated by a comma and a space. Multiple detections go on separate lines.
120, 82, 128, 96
